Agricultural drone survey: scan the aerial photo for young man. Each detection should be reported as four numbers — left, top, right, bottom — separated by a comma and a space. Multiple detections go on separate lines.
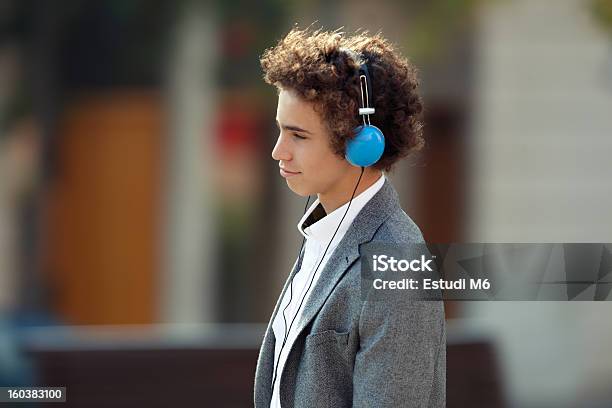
255, 27, 446, 407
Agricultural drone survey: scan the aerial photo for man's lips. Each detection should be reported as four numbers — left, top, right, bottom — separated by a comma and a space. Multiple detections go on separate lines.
279, 167, 301, 178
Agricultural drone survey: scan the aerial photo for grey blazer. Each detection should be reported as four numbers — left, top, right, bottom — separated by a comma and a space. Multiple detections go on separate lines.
254, 179, 446, 407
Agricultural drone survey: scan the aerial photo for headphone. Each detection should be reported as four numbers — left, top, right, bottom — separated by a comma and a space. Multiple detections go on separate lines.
345, 55, 386, 167
271, 51, 384, 392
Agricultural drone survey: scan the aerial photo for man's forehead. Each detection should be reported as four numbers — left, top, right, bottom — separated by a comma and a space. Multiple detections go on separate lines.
277, 88, 303, 108
277, 90, 316, 120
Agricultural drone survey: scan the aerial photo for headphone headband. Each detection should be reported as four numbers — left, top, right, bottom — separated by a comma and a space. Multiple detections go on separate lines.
358, 64, 375, 122
340, 48, 375, 122
358, 62, 374, 113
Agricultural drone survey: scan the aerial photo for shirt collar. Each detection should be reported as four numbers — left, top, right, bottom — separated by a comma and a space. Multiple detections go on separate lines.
297, 174, 386, 243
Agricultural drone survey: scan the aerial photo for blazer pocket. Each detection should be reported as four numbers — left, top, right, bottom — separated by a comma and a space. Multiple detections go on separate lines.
305, 329, 351, 366
306, 329, 349, 347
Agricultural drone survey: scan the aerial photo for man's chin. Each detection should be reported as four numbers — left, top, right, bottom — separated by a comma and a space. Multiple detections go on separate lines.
285, 179, 312, 197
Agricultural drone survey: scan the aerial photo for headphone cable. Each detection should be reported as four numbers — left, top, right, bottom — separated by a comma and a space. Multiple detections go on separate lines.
271, 166, 365, 390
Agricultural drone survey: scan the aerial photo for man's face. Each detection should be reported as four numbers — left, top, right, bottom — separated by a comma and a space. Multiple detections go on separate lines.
272, 88, 351, 196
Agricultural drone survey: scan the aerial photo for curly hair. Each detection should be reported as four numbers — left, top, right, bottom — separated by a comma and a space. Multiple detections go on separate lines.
260, 26, 424, 172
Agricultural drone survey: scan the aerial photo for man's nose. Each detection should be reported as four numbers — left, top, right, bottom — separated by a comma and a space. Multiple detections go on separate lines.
271, 134, 291, 161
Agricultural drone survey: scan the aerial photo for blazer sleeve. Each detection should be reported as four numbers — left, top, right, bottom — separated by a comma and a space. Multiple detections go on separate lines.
352, 294, 446, 407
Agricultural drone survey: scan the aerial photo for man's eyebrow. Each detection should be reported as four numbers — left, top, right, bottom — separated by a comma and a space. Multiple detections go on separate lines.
275, 119, 312, 134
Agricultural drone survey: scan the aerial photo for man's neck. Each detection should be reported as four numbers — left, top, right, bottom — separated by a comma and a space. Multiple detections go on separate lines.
318, 168, 383, 214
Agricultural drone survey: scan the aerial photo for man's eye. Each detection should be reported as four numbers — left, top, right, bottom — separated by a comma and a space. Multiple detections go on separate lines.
293, 133, 306, 140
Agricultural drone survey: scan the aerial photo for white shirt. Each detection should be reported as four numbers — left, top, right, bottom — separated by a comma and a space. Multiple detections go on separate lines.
270, 174, 385, 407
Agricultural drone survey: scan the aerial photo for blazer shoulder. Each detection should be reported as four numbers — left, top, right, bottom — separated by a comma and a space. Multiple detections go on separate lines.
373, 206, 425, 244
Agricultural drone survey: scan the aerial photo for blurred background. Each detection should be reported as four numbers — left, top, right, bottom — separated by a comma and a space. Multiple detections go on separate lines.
1, 0, 612, 406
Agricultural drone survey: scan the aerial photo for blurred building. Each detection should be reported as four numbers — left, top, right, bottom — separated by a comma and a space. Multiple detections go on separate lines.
467, 0, 612, 407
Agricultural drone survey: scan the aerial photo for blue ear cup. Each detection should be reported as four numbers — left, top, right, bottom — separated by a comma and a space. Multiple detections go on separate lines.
345, 125, 385, 167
